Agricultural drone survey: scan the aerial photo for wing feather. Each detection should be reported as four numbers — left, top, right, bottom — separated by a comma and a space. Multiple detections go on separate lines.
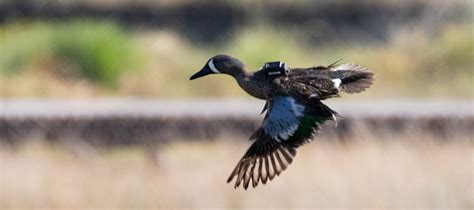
227, 96, 337, 189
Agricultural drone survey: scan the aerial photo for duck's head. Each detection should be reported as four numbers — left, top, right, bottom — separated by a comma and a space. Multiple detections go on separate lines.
190, 55, 245, 80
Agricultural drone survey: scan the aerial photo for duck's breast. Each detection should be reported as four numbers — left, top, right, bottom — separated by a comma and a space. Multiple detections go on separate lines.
236, 77, 267, 99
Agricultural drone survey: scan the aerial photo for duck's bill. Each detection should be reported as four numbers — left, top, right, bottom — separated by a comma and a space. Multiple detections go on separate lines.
190, 66, 213, 80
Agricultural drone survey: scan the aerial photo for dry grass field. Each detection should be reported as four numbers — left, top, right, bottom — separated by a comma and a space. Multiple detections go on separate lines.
1, 132, 472, 209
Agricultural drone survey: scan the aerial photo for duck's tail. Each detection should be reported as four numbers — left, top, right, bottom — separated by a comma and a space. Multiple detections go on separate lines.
330, 63, 375, 94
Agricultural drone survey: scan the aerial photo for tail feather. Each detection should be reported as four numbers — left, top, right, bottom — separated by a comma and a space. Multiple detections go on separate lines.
330, 63, 374, 94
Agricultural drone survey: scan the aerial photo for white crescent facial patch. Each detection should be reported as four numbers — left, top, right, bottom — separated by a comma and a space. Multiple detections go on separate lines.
208, 59, 221, 73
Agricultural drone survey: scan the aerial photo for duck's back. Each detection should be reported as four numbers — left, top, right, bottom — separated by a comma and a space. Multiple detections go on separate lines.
277, 63, 374, 99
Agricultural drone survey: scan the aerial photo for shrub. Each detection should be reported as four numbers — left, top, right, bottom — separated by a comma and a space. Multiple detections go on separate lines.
0, 23, 53, 75
0, 20, 137, 87
52, 20, 135, 87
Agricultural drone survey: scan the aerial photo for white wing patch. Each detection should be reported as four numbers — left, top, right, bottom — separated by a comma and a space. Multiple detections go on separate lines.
332, 78, 342, 89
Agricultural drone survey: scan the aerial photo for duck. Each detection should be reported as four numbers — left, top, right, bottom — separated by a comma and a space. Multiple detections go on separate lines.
190, 55, 374, 189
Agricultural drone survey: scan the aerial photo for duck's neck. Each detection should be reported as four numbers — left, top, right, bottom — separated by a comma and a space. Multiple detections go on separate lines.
233, 70, 266, 99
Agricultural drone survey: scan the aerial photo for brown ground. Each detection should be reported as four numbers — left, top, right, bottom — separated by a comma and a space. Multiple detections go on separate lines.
1, 133, 472, 209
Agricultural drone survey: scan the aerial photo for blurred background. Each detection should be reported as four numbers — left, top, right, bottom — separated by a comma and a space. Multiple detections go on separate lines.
0, 0, 472, 209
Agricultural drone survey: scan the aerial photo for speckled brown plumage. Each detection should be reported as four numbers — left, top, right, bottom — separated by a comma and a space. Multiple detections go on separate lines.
190, 55, 374, 189
229, 62, 374, 101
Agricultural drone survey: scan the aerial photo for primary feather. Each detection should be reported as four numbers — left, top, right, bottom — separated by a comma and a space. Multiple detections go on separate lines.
227, 96, 337, 189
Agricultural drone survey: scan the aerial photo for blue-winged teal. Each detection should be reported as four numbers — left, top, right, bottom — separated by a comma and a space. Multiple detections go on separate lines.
190, 55, 374, 189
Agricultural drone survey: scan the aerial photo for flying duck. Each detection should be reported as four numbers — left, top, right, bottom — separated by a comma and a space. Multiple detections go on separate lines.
190, 55, 374, 189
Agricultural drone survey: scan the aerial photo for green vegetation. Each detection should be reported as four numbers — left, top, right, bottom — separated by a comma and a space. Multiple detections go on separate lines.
226, 25, 474, 98
0, 20, 137, 87
53, 21, 136, 87
164, 24, 474, 98
0, 23, 53, 74
0, 21, 472, 98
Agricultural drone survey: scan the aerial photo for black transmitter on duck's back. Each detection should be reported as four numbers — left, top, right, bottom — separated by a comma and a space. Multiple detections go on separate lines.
262, 61, 288, 77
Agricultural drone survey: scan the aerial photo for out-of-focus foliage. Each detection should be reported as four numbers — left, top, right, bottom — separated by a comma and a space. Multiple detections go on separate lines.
154, 23, 474, 98
0, 23, 53, 74
0, 21, 472, 98
0, 20, 137, 87
52, 21, 136, 87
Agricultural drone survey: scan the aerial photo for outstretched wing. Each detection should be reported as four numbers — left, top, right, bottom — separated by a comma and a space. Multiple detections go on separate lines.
227, 96, 337, 189
288, 63, 374, 97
